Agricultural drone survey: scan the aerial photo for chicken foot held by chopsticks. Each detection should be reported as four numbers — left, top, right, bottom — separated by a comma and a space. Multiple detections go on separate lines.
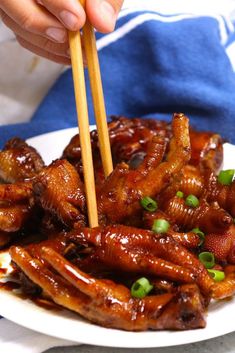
62, 115, 223, 176
98, 113, 191, 225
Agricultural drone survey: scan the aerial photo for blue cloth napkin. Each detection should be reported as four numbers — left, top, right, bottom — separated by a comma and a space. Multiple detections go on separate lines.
1, 9, 235, 147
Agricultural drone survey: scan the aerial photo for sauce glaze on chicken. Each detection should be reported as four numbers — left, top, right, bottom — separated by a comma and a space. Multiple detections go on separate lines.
0, 113, 235, 331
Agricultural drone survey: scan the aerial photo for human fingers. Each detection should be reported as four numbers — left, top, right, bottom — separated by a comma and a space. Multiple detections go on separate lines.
0, 0, 68, 43
35, 0, 86, 31
2, 12, 70, 57
86, 0, 124, 33
1, 12, 70, 59
16, 35, 71, 65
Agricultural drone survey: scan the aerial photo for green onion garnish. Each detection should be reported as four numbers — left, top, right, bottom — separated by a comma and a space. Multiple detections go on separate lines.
199, 252, 215, 269
192, 227, 205, 246
176, 191, 184, 198
152, 219, 170, 234
185, 194, 199, 208
140, 196, 158, 212
217, 169, 235, 185
131, 277, 153, 298
207, 269, 225, 282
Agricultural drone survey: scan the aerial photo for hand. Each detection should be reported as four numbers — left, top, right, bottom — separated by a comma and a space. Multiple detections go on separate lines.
0, 0, 124, 65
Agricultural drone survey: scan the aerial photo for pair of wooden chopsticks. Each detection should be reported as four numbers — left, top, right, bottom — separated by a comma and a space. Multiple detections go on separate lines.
69, 0, 113, 228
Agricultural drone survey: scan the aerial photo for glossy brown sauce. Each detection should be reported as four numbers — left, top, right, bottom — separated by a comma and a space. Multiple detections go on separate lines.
32, 297, 62, 311
0, 252, 61, 312
0, 118, 231, 330
0, 268, 7, 275
0, 276, 61, 311
0, 281, 20, 291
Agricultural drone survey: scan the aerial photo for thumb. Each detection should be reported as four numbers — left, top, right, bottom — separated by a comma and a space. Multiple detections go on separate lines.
86, 0, 123, 33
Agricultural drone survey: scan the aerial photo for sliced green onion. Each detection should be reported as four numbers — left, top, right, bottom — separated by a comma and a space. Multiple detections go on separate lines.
140, 196, 158, 212
217, 169, 235, 185
131, 277, 153, 298
176, 191, 184, 198
152, 219, 170, 234
185, 194, 199, 208
207, 269, 225, 282
199, 252, 215, 269
192, 227, 205, 246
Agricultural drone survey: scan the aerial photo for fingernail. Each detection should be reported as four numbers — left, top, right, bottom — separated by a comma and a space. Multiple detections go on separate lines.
100, 1, 116, 25
60, 10, 79, 30
46, 27, 66, 42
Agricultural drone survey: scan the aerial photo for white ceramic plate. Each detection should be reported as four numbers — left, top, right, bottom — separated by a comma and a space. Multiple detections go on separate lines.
0, 128, 234, 348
